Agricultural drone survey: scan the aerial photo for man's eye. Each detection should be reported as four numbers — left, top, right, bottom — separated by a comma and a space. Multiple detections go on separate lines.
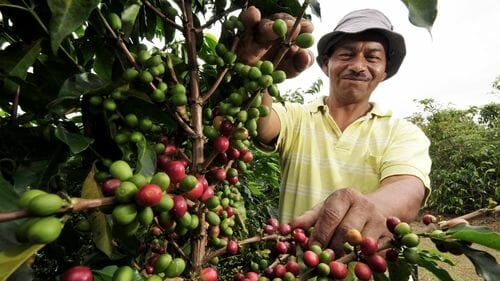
338, 53, 352, 58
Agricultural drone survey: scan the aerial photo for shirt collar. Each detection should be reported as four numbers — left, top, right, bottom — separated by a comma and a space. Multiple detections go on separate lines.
307, 96, 393, 118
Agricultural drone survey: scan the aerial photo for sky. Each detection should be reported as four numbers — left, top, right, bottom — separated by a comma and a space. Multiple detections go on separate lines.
281, 0, 500, 118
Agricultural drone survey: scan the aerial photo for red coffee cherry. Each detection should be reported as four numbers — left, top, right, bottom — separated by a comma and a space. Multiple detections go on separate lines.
366, 253, 388, 273
329, 261, 348, 279
360, 237, 378, 255
354, 262, 372, 281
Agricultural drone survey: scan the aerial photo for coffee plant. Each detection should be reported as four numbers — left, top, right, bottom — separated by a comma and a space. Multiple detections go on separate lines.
1, 0, 499, 280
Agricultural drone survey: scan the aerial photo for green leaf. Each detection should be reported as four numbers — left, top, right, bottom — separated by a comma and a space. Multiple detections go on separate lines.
387, 259, 412, 281
59, 72, 106, 97
401, 0, 438, 34
94, 48, 115, 81
48, 0, 100, 53
417, 254, 454, 281
55, 124, 94, 154
121, 0, 142, 38
81, 166, 114, 258
419, 249, 455, 266
0, 175, 23, 249
0, 40, 42, 94
373, 272, 390, 281
461, 244, 500, 281
0, 244, 45, 281
309, 0, 321, 18
448, 223, 500, 250
135, 140, 157, 177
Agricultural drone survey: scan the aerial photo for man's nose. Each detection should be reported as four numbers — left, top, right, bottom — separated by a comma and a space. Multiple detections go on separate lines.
348, 53, 367, 73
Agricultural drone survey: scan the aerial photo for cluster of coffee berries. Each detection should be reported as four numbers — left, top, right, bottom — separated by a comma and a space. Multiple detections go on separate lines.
341, 228, 388, 281
233, 220, 390, 281
15, 189, 66, 244
385, 217, 421, 265
272, 18, 314, 48
426, 215, 470, 256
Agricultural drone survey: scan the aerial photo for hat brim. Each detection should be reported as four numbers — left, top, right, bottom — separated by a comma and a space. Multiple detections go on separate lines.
316, 28, 406, 80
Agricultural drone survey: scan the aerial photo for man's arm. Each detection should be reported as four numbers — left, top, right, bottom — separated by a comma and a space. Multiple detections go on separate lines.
255, 93, 281, 145
289, 175, 426, 255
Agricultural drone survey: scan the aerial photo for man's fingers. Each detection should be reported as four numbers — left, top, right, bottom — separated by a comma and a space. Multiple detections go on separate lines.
300, 20, 314, 33
289, 203, 322, 230
239, 6, 261, 29
270, 48, 313, 78
255, 19, 279, 45
328, 207, 366, 255
308, 191, 352, 248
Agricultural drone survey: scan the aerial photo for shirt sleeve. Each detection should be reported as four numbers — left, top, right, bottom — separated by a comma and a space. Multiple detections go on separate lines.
380, 120, 432, 196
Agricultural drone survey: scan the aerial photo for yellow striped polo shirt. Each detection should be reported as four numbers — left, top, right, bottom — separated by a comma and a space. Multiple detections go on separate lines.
271, 96, 431, 223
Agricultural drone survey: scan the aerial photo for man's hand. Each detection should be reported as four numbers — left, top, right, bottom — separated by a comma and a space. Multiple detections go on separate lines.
237, 6, 315, 78
289, 188, 392, 256
289, 176, 426, 256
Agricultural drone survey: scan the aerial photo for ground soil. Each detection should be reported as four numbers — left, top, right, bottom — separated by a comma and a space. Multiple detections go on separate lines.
412, 212, 499, 281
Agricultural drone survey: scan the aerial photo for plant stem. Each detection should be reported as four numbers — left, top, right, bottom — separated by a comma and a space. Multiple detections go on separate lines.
203, 234, 279, 263
0, 197, 115, 223
142, 0, 184, 31
179, 0, 206, 273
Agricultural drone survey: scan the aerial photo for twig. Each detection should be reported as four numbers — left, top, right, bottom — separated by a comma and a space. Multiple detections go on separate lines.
198, 6, 240, 30
0, 197, 115, 223
203, 234, 279, 263
201, 150, 219, 171
440, 205, 500, 228
200, 67, 230, 103
142, 0, 184, 31
10, 86, 20, 125
97, 9, 139, 69
169, 238, 190, 260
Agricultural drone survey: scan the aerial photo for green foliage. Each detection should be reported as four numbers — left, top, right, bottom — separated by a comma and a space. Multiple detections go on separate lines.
408, 99, 500, 214
401, 0, 438, 34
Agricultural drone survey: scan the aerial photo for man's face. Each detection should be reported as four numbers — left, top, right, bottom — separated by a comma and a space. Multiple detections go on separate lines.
324, 34, 388, 105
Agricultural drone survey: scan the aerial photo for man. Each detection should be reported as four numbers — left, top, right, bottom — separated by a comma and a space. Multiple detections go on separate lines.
238, 8, 431, 255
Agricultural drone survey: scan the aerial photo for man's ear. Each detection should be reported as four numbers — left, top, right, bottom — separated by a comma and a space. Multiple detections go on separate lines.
382, 71, 388, 81
321, 57, 329, 76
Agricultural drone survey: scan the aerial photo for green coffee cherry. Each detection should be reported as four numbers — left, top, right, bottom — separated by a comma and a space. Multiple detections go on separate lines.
112, 203, 137, 225
138, 207, 154, 226
18, 189, 47, 209
115, 181, 138, 203
112, 266, 134, 281
139, 71, 154, 83
28, 194, 64, 216
295, 32, 315, 48
109, 13, 122, 30
123, 68, 139, 81
16, 218, 41, 243
26, 216, 63, 244
164, 258, 186, 278
154, 253, 173, 273
272, 70, 287, 83
272, 19, 287, 38
110, 160, 133, 181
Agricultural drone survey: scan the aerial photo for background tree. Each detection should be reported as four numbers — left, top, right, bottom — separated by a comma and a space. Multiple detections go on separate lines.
408, 98, 499, 215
